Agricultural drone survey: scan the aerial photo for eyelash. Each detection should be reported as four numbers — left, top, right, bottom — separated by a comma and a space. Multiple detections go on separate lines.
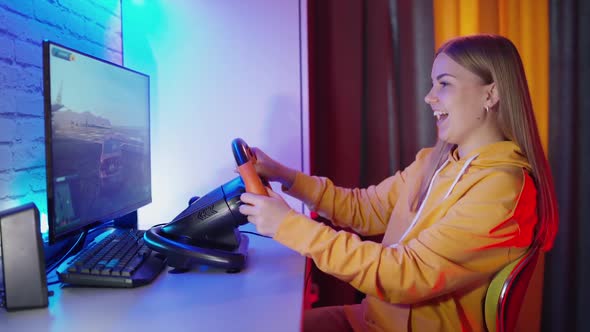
439, 81, 449, 87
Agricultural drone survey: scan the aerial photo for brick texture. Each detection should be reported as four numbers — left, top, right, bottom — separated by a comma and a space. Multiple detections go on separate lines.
0, 0, 122, 224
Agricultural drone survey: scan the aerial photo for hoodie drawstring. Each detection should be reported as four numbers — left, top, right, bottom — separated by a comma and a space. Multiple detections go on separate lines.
391, 154, 479, 246
443, 154, 479, 199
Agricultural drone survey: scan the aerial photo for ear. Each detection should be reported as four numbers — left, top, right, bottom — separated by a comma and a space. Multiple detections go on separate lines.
485, 82, 499, 109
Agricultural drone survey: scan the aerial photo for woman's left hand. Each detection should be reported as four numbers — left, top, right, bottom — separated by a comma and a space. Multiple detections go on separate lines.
239, 187, 292, 237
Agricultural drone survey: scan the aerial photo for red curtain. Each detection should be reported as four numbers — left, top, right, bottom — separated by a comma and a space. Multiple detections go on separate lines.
306, 0, 435, 307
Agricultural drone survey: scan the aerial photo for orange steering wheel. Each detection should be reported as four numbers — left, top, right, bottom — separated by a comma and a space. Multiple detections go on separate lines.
232, 138, 268, 196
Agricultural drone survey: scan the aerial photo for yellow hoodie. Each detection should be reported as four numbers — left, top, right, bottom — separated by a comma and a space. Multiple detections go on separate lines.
274, 141, 537, 332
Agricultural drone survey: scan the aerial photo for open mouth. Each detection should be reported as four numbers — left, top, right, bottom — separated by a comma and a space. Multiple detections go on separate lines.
433, 111, 449, 121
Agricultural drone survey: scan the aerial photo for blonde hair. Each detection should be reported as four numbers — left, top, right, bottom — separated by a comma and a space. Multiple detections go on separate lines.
412, 34, 558, 251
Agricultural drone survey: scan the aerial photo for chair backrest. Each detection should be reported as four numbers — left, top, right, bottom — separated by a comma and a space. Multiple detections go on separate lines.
484, 245, 541, 332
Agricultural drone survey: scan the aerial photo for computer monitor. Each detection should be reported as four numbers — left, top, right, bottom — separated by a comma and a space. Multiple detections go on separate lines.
43, 41, 151, 244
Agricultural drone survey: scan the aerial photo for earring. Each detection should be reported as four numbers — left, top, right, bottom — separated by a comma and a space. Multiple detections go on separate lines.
485, 106, 490, 113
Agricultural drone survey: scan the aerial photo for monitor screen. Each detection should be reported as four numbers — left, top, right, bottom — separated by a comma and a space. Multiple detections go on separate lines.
43, 41, 151, 244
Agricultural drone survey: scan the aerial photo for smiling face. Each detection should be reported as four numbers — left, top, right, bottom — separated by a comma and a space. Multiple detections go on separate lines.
424, 52, 503, 157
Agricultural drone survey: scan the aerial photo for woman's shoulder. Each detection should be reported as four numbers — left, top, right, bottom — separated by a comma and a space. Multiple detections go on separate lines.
415, 147, 434, 161
467, 165, 529, 198
475, 164, 527, 180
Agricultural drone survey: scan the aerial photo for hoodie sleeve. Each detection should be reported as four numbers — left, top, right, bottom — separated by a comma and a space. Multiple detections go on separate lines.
273, 169, 536, 304
283, 148, 431, 236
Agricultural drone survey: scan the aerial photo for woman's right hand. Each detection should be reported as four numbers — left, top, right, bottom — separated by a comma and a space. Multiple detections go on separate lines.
250, 147, 296, 190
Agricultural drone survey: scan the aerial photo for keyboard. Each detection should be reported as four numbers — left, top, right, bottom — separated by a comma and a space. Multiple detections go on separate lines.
56, 229, 167, 288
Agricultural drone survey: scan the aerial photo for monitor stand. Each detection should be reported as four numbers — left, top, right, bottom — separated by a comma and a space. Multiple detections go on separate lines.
114, 210, 138, 229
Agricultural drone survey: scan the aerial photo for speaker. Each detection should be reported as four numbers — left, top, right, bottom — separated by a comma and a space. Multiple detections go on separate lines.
0, 202, 48, 311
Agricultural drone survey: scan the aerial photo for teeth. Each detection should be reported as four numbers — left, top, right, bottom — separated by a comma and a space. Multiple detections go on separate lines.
433, 111, 449, 120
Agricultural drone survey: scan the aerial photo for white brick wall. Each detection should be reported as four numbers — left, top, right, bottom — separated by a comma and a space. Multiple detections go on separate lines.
0, 0, 122, 226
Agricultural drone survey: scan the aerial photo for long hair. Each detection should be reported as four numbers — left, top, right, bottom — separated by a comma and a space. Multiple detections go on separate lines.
412, 34, 558, 252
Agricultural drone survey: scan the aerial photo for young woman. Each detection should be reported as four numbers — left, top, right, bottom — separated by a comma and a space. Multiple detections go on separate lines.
239, 34, 558, 332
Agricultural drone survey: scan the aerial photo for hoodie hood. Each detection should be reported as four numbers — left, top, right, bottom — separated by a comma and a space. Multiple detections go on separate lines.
448, 140, 531, 172
394, 140, 532, 244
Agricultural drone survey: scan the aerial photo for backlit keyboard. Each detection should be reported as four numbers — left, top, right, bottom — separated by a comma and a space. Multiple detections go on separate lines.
56, 229, 166, 288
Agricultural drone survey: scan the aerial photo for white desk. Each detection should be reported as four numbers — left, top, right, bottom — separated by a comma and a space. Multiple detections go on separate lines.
0, 225, 306, 332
